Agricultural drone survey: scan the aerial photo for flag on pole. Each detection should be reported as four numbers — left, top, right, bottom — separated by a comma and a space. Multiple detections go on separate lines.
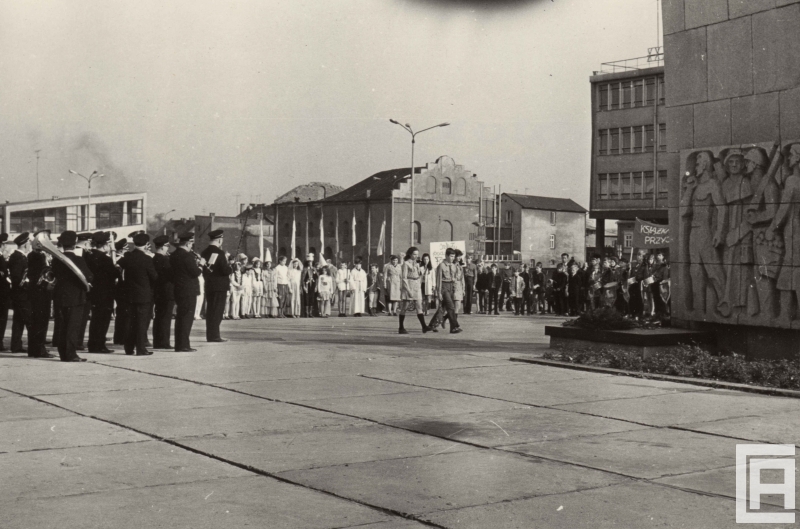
291, 211, 296, 259
319, 209, 325, 257
335, 208, 340, 260
377, 220, 385, 256
351, 209, 356, 246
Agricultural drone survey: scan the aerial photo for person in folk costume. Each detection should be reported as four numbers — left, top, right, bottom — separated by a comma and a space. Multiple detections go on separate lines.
250, 258, 263, 317
366, 263, 383, 316
348, 257, 367, 316
420, 253, 435, 315
398, 247, 432, 334
262, 258, 278, 317
316, 266, 333, 317
227, 262, 244, 320
301, 253, 318, 318
384, 255, 402, 316
288, 258, 303, 318
240, 264, 254, 318
336, 261, 350, 316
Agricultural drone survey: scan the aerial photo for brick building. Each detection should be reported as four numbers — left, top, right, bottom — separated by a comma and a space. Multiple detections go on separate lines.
273, 156, 492, 265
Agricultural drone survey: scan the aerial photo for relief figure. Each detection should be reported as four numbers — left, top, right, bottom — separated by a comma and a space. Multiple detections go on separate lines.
768, 143, 800, 323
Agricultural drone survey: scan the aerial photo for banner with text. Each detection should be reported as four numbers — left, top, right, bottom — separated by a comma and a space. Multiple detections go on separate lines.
632, 218, 672, 248
429, 240, 466, 267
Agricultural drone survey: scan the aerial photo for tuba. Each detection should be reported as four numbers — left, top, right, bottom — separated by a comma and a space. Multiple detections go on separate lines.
32, 230, 91, 291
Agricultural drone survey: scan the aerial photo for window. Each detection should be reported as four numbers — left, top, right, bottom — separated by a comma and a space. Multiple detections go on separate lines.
599, 130, 608, 155
324, 246, 333, 260
658, 76, 665, 105
610, 83, 620, 109
622, 127, 632, 154
644, 125, 655, 153
412, 221, 421, 244
506, 210, 513, 224
621, 172, 632, 198
297, 222, 303, 237
455, 178, 466, 195
550, 211, 556, 225
296, 246, 303, 259
622, 81, 632, 108
599, 84, 609, 111
426, 175, 437, 193
610, 129, 620, 154
633, 79, 644, 107
610, 173, 620, 198
624, 232, 633, 248
658, 123, 667, 152
442, 220, 453, 241
644, 171, 655, 198
633, 172, 643, 197
645, 78, 656, 105
633, 125, 644, 152
442, 177, 451, 194
599, 174, 609, 199
658, 170, 668, 198
549, 234, 555, 249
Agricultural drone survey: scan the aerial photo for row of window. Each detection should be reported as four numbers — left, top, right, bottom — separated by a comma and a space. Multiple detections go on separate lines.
8, 200, 143, 234
598, 77, 665, 111
598, 124, 666, 156
597, 171, 668, 200
282, 220, 452, 245
504, 210, 558, 225
426, 175, 466, 195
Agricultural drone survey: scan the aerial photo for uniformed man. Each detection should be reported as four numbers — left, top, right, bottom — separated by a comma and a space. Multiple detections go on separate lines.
200, 229, 231, 342
118, 233, 157, 356
112, 238, 130, 345
9, 232, 33, 353
86, 231, 119, 353
170, 232, 203, 351
0, 233, 11, 351
52, 230, 93, 362
27, 242, 54, 358
152, 234, 175, 350
427, 248, 462, 334
75, 232, 93, 350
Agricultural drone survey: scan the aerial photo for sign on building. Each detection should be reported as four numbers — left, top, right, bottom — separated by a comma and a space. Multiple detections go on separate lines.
429, 240, 466, 266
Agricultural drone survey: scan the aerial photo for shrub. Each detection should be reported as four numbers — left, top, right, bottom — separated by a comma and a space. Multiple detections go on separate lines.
562, 307, 636, 331
542, 345, 800, 391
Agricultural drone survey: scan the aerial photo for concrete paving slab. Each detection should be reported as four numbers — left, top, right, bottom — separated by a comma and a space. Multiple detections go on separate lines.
0, 475, 393, 529
0, 440, 250, 501
681, 409, 800, 445
38, 383, 257, 416
0, 388, 14, 398
502, 428, 737, 479
349, 521, 430, 529
555, 389, 800, 427
0, 360, 116, 381
299, 388, 521, 422
99, 402, 365, 439
222, 375, 427, 402
0, 396, 74, 423
278, 449, 628, 515
0, 369, 173, 396
387, 407, 649, 447
424, 481, 749, 529
181, 422, 474, 473
0, 416, 149, 453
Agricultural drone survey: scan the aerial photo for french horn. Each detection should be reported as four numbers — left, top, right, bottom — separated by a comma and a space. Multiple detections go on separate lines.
32, 230, 91, 291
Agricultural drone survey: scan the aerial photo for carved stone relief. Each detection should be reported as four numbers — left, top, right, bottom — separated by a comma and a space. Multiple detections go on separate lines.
679, 141, 799, 327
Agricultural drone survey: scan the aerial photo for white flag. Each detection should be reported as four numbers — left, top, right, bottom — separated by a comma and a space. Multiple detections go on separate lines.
259, 216, 264, 262
377, 220, 385, 256
291, 217, 296, 259
351, 209, 356, 247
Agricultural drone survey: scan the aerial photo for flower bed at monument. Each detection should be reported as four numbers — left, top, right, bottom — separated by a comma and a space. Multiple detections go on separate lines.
542, 345, 800, 390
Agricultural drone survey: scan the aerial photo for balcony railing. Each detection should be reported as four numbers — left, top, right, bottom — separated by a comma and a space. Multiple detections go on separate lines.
596, 49, 664, 74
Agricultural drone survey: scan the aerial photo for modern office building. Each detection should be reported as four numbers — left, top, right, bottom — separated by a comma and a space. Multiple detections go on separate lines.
589, 54, 668, 254
0, 191, 146, 239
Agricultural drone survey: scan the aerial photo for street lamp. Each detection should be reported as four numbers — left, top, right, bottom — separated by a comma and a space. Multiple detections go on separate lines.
69, 169, 104, 230
162, 209, 176, 235
389, 119, 450, 246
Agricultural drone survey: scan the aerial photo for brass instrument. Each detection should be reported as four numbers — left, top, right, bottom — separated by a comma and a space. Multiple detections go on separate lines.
32, 230, 91, 291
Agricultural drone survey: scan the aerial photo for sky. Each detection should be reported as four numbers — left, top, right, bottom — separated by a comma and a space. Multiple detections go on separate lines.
0, 0, 662, 219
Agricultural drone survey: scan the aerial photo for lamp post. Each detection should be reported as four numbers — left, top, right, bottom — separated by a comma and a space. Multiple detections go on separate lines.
389, 120, 450, 246
69, 169, 104, 230
162, 209, 176, 235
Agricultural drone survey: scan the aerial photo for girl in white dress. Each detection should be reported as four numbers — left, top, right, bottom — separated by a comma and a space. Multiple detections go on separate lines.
336, 262, 350, 316
228, 262, 244, 320
317, 267, 333, 317
288, 259, 303, 318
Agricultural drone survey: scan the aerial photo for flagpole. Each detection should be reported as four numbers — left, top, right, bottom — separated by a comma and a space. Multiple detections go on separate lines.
335, 208, 339, 264
259, 214, 264, 262
367, 202, 371, 269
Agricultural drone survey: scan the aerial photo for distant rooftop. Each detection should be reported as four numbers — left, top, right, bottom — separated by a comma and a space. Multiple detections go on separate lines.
275, 182, 344, 204
594, 49, 664, 75
323, 167, 423, 203
2, 191, 145, 208
504, 193, 587, 214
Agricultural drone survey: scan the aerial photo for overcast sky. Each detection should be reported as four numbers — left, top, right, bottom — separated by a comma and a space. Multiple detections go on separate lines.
0, 0, 661, 218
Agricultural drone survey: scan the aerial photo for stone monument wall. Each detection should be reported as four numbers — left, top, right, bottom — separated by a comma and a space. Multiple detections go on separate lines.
663, 0, 800, 357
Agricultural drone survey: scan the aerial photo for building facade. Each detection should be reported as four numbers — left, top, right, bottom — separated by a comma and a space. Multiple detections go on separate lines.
0, 192, 146, 239
499, 193, 587, 267
590, 59, 668, 255
272, 156, 490, 265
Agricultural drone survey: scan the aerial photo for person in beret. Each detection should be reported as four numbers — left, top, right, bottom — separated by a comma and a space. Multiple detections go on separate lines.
112, 237, 130, 345
0, 233, 11, 351
86, 231, 119, 353
117, 233, 157, 355
151, 234, 175, 350
200, 229, 231, 342
171, 232, 204, 351
8, 232, 34, 353
52, 231, 93, 362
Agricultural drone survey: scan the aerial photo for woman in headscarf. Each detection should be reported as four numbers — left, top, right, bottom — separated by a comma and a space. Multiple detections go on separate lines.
398, 247, 431, 334
288, 258, 303, 318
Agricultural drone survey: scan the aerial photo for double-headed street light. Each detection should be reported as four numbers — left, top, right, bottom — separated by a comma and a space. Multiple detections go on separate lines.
389, 120, 450, 246
69, 169, 104, 230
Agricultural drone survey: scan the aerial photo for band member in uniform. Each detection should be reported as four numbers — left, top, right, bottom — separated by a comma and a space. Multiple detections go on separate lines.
112, 238, 129, 345
152, 235, 175, 349
73, 232, 94, 350
301, 253, 318, 318
0, 233, 11, 351
200, 229, 231, 342
118, 233, 157, 356
52, 231, 93, 362
86, 231, 119, 353
170, 232, 203, 351
9, 232, 33, 353
27, 242, 54, 357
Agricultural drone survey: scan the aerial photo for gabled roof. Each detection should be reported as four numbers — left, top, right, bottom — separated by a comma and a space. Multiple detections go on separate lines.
504, 193, 587, 214
323, 167, 422, 202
